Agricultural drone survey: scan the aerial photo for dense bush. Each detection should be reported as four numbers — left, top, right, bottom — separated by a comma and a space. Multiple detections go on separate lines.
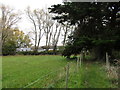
16, 50, 62, 55
16, 51, 35, 55
2, 40, 16, 56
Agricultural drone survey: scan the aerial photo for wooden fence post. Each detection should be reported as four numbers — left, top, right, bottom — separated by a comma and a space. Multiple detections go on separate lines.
106, 52, 110, 69
66, 63, 69, 88
77, 57, 79, 72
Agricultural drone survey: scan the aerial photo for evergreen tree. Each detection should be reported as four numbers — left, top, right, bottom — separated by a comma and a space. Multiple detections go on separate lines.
49, 2, 120, 60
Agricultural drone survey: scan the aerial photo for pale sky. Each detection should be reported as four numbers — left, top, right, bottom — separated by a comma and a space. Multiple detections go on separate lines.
0, 0, 62, 10
0, 0, 63, 46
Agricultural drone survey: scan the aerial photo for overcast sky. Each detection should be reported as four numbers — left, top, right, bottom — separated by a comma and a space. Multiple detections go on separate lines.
0, 0, 63, 46
0, 0, 62, 10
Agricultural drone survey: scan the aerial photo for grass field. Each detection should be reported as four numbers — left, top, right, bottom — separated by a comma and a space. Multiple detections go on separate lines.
2, 55, 118, 88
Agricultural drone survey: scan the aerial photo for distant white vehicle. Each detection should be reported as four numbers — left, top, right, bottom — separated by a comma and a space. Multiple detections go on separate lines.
37, 48, 45, 52
48, 49, 53, 51
16, 48, 32, 52
49, 49, 59, 51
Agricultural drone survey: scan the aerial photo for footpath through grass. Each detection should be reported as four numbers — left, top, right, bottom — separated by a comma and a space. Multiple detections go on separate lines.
80, 62, 117, 88
2, 55, 118, 88
52, 61, 118, 88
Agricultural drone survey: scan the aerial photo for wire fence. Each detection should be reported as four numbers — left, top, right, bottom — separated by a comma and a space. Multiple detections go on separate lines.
22, 52, 119, 88
23, 67, 66, 88
23, 56, 82, 88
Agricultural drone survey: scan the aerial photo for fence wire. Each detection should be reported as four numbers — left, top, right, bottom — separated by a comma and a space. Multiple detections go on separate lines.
23, 60, 81, 88
23, 67, 65, 88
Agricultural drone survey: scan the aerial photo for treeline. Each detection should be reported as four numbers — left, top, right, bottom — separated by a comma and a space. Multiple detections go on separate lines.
16, 50, 62, 55
1, 1, 120, 60
0, 4, 75, 55
25, 7, 75, 52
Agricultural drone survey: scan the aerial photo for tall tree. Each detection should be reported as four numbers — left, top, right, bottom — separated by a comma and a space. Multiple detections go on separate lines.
52, 23, 62, 54
0, 4, 21, 46
26, 7, 45, 51
49, 2, 120, 60
43, 10, 54, 51
62, 22, 76, 46
0, 4, 22, 55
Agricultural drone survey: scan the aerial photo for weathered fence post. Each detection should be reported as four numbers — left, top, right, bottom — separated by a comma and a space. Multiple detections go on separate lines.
82, 48, 85, 61
77, 57, 79, 72
106, 52, 110, 69
66, 63, 69, 88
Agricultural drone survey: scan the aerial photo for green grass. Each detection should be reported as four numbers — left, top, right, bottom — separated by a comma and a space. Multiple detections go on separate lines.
2, 55, 69, 88
2, 55, 118, 88
52, 62, 118, 88
80, 62, 117, 88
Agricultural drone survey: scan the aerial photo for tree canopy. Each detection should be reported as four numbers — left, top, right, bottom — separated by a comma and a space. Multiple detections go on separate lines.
0, 4, 32, 55
49, 2, 120, 60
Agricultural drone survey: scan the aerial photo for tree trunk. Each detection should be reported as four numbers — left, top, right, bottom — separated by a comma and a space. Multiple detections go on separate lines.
53, 45, 57, 55
92, 46, 106, 61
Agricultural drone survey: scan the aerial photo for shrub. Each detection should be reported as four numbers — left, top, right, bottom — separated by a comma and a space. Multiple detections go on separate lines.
2, 40, 16, 56
16, 50, 62, 55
